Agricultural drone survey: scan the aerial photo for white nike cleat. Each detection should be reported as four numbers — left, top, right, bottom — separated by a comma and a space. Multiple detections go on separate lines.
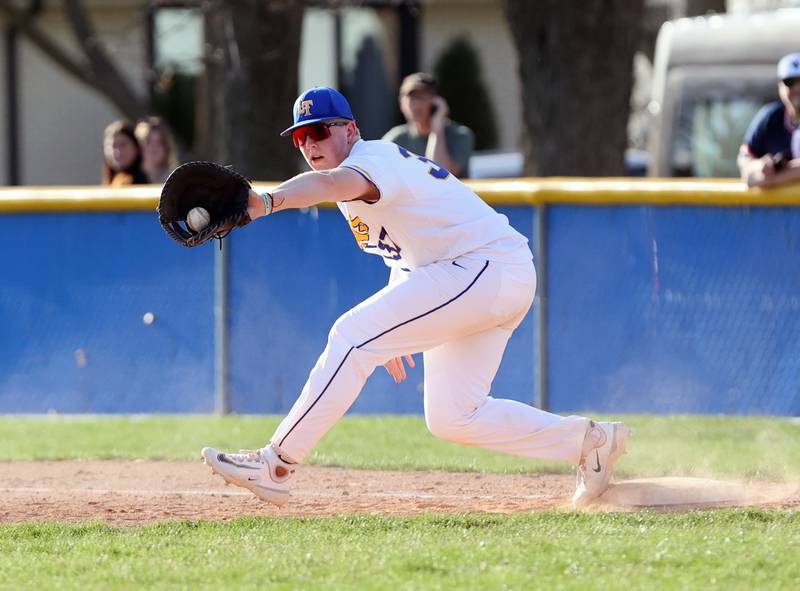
202, 445, 295, 507
572, 421, 631, 508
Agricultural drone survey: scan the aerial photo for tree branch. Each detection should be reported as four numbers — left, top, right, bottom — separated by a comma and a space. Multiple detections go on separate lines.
0, 0, 149, 121
0, 1, 95, 89
61, 0, 149, 120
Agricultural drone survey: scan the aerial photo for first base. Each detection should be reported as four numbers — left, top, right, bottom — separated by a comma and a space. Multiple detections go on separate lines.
599, 477, 747, 508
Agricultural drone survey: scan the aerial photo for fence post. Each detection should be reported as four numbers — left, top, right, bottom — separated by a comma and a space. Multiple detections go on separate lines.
535, 203, 549, 410
214, 241, 230, 415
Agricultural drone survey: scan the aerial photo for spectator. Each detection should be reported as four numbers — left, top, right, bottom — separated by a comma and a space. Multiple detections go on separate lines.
102, 120, 148, 186
382, 72, 475, 178
135, 116, 179, 184
738, 53, 800, 188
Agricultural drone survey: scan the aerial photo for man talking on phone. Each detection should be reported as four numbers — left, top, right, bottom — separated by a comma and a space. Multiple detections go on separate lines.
383, 72, 475, 178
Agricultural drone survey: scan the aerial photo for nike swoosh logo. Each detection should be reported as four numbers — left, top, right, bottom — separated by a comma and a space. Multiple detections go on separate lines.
592, 450, 602, 473
218, 453, 260, 470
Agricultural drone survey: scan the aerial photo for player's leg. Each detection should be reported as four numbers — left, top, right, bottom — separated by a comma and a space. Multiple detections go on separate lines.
422, 325, 589, 464
266, 257, 525, 464
204, 257, 510, 504
423, 327, 631, 506
203, 255, 625, 506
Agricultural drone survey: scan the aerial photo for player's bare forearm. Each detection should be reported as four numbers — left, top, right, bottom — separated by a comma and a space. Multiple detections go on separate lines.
247, 167, 374, 218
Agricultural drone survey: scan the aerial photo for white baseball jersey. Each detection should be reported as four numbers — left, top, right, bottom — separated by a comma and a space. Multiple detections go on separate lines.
337, 139, 531, 270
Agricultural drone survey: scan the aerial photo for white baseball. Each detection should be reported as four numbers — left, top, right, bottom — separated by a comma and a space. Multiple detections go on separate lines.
186, 207, 211, 232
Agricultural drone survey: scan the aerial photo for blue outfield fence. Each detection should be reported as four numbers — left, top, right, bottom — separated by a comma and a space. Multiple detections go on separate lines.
547, 205, 800, 415
0, 179, 798, 415
0, 212, 215, 413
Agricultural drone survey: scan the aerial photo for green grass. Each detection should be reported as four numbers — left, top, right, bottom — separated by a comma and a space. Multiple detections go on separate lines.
1, 414, 799, 480
0, 511, 797, 591
2, 414, 799, 590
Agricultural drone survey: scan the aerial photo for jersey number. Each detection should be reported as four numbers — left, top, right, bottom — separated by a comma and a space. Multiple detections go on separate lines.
377, 227, 402, 260
397, 145, 450, 180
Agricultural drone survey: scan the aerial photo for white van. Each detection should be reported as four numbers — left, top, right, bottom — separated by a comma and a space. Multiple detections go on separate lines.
647, 10, 800, 177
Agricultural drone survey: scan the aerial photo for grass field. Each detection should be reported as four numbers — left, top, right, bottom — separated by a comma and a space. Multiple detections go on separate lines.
2, 512, 798, 590
2, 414, 799, 479
1, 414, 799, 590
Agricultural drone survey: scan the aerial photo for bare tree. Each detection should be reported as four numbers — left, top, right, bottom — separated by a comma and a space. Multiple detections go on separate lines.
504, 0, 644, 176
1, 0, 305, 179
0, 0, 149, 121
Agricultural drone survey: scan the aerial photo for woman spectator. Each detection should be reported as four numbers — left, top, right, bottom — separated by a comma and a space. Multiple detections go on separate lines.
135, 116, 179, 184
102, 120, 148, 186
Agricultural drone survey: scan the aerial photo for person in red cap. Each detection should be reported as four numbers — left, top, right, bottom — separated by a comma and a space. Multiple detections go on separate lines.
738, 52, 800, 187
382, 73, 474, 178
202, 86, 631, 510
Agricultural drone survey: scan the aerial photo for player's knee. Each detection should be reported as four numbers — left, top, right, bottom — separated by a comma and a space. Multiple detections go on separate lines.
327, 316, 384, 371
425, 410, 470, 442
328, 311, 370, 346
328, 314, 358, 348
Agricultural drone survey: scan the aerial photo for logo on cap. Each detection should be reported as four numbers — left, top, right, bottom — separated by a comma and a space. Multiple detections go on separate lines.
298, 100, 314, 117
280, 86, 354, 137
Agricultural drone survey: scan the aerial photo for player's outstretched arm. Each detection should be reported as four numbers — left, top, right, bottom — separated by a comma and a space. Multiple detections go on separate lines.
247, 167, 378, 218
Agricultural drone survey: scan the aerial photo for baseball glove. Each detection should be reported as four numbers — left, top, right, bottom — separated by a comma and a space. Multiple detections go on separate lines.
158, 161, 253, 247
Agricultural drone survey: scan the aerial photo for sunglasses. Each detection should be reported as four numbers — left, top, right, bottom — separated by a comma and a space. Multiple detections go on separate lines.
291, 121, 349, 148
782, 77, 800, 88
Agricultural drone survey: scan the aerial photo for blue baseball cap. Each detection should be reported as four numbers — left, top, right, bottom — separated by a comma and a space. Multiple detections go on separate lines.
280, 86, 354, 136
777, 53, 800, 80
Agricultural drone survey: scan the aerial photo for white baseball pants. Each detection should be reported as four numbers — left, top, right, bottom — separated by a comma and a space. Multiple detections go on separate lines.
270, 253, 590, 465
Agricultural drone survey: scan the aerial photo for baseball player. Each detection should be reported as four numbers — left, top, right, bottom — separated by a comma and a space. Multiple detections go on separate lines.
202, 86, 630, 508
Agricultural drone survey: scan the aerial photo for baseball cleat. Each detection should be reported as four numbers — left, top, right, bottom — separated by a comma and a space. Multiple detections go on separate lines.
202, 445, 295, 507
572, 421, 631, 508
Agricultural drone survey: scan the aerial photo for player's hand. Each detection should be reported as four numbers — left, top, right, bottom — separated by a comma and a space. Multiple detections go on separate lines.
384, 355, 416, 384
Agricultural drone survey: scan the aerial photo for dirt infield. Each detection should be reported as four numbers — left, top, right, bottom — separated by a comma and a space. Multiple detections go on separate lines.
1, 461, 797, 525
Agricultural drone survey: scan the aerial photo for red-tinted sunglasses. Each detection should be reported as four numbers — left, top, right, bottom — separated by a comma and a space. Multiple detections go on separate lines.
291, 121, 349, 148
